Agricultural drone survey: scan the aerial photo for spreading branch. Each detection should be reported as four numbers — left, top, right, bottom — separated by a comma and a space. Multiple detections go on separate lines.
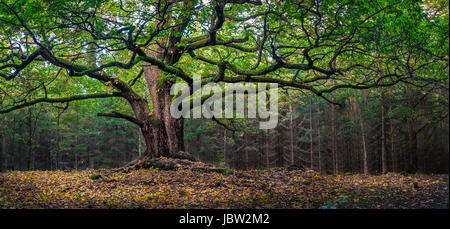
97, 111, 144, 127
0, 93, 120, 114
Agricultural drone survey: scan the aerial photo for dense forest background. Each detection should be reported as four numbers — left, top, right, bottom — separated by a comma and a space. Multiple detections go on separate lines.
1, 84, 448, 174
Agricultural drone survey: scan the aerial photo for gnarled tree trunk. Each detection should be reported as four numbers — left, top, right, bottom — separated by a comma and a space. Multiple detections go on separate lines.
143, 68, 184, 157
122, 88, 184, 159
137, 0, 187, 159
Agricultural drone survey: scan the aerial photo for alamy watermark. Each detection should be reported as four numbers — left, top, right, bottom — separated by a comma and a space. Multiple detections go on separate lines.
170, 74, 279, 129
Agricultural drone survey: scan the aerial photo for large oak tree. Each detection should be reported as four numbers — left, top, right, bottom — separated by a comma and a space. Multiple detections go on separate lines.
0, 0, 447, 166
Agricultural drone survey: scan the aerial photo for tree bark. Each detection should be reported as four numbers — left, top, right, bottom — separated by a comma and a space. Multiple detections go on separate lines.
317, 107, 322, 174
138, 127, 142, 158
114, 52, 184, 160
1, 128, 5, 171
265, 129, 270, 169
0, 114, 2, 172
223, 129, 227, 166
354, 97, 368, 175
26, 106, 33, 170
360, 115, 368, 174
243, 133, 249, 170
75, 112, 79, 170
380, 90, 387, 173
289, 104, 295, 166
142, 61, 184, 157
348, 97, 358, 173
406, 87, 418, 170
0, 100, 3, 172
115, 0, 191, 163
388, 89, 396, 172
309, 96, 314, 170
331, 103, 338, 174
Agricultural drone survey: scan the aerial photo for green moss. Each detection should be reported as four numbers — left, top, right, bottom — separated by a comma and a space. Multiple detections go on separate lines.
90, 174, 102, 180
149, 118, 162, 127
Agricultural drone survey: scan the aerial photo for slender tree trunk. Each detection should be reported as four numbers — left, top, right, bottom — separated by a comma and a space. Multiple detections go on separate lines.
244, 133, 249, 170
354, 98, 368, 175
388, 89, 396, 172
0, 118, 2, 172
390, 120, 396, 172
289, 104, 295, 165
317, 109, 322, 174
348, 97, 358, 173
11, 114, 16, 171
265, 129, 270, 169
361, 120, 368, 174
1, 128, 5, 171
380, 90, 387, 173
331, 104, 338, 174
75, 112, 79, 170
87, 136, 90, 169
138, 127, 142, 158
406, 87, 418, 169
440, 120, 449, 172
309, 97, 314, 170
55, 114, 61, 170
360, 119, 368, 174
0, 101, 3, 172
26, 106, 33, 170
223, 129, 227, 166
423, 134, 427, 173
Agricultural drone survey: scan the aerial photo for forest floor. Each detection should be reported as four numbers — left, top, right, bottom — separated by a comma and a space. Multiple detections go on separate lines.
0, 162, 448, 209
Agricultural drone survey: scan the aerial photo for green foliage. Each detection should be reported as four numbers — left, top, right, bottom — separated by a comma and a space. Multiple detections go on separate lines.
90, 174, 102, 180
148, 166, 160, 172
321, 196, 349, 209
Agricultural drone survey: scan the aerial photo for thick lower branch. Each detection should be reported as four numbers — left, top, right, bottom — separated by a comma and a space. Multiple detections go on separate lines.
97, 111, 144, 127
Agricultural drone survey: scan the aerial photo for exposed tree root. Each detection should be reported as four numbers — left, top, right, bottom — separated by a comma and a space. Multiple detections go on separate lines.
115, 151, 231, 173
115, 151, 304, 176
